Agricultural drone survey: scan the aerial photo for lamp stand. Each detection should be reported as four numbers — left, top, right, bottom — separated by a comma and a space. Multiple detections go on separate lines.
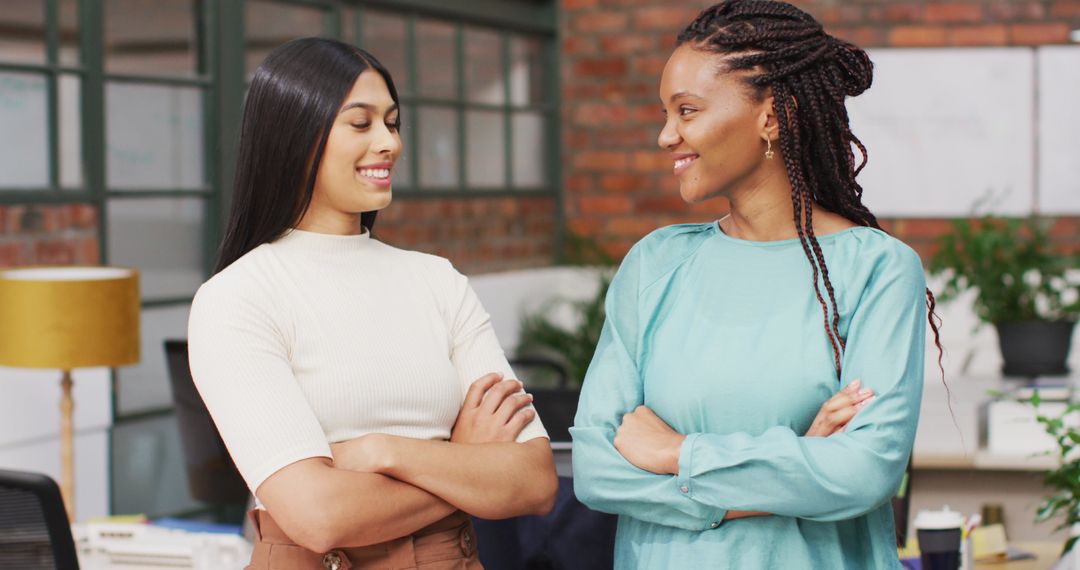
59, 369, 74, 522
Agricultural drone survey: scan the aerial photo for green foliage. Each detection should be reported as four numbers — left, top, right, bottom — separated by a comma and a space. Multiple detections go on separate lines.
516, 275, 611, 387
1030, 395, 1080, 554
930, 216, 1080, 324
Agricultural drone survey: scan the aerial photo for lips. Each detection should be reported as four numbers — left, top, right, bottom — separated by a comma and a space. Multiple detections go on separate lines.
673, 154, 699, 176
357, 162, 393, 189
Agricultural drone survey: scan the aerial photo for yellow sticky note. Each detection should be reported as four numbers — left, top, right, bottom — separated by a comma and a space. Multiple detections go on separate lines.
972, 524, 1008, 561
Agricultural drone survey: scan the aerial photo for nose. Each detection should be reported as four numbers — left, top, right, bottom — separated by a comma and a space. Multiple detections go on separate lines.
657, 117, 681, 150
372, 121, 402, 158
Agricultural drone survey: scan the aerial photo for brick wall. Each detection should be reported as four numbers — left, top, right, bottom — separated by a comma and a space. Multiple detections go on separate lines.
0, 205, 99, 267
560, 0, 1080, 261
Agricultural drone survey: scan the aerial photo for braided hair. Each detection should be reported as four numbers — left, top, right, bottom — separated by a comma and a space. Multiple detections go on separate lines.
678, 0, 945, 379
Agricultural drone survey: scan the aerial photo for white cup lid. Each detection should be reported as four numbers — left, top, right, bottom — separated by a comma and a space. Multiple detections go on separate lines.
913, 507, 964, 530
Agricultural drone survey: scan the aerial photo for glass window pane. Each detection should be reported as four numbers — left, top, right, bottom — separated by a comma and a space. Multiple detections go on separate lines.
0, 72, 48, 187
245, 0, 326, 78
105, 0, 198, 77
360, 10, 408, 95
416, 20, 455, 99
464, 28, 503, 105
107, 197, 205, 300
106, 83, 204, 190
510, 36, 544, 107
393, 103, 413, 188
114, 304, 191, 415
59, 0, 80, 66
112, 414, 205, 517
418, 107, 458, 189
0, 1, 45, 65
59, 74, 82, 187
513, 111, 546, 188
466, 110, 505, 188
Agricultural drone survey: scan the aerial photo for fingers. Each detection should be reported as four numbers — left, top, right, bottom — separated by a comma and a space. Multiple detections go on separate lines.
480, 378, 524, 414
463, 373, 504, 409
494, 391, 534, 424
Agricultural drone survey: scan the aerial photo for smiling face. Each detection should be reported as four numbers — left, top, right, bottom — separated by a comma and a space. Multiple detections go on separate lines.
657, 45, 776, 204
299, 69, 402, 233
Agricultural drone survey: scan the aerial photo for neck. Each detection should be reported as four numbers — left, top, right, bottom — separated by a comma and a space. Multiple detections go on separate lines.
720, 167, 808, 241
295, 210, 365, 236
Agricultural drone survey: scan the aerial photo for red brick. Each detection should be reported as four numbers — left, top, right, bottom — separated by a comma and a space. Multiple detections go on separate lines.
0, 242, 28, 267
948, 25, 1009, 46
882, 4, 922, 23
567, 218, 602, 235
987, 1, 1046, 21
891, 218, 953, 240
819, 6, 864, 25
831, 27, 887, 48
600, 34, 658, 55
1009, 23, 1071, 44
33, 240, 76, 265
1049, 217, 1080, 238
924, 3, 984, 23
574, 57, 628, 77
632, 7, 700, 31
1050, 1, 1080, 19
631, 54, 668, 76
573, 151, 629, 171
563, 0, 599, 9
574, 11, 629, 33
605, 217, 658, 237
573, 102, 628, 126
562, 37, 597, 56
579, 195, 633, 215
888, 26, 948, 47
592, 127, 656, 148
630, 151, 671, 173
635, 195, 688, 213
77, 238, 100, 265
600, 173, 652, 193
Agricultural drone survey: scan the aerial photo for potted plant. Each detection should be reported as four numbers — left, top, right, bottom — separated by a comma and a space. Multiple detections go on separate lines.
513, 232, 614, 441
930, 215, 1080, 377
1029, 393, 1080, 556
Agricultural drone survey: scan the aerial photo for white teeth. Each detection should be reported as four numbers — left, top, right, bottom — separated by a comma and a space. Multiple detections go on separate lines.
675, 157, 697, 169
358, 168, 390, 179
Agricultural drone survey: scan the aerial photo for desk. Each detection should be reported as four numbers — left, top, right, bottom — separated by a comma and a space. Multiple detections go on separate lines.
975, 542, 1062, 570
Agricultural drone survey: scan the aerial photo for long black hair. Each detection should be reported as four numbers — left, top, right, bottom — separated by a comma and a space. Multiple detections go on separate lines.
214, 37, 400, 274
678, 1, 944, 378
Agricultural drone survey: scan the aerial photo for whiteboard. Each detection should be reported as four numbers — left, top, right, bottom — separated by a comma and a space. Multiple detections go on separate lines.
847, 48, 1034, 217
1038, 46, 1080, 214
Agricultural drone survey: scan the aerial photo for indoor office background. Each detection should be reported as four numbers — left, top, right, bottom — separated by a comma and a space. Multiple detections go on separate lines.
1, 0, 1079, 545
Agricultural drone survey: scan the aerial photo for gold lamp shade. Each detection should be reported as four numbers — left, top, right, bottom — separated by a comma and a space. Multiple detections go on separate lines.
0, 266, 140, 368
0, 265, 140, 522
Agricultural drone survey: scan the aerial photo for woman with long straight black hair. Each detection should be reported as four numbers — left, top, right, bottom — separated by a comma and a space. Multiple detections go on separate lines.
188, 37, 557, 569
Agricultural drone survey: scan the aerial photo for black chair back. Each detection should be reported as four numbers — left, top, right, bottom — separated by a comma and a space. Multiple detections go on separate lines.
0, 469, 80, 570
163, 339, 249, 507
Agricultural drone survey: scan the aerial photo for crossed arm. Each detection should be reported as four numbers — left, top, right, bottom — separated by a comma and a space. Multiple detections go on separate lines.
256, 373, 557, 552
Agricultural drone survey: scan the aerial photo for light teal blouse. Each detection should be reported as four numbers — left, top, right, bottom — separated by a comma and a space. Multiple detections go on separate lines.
570, 222, 926, 569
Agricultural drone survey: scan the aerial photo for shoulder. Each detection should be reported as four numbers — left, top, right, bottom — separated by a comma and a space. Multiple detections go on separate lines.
620, 222, 715, 289
371, 239, 461, 281
838, 228, 926, 296
191, 245, 280, 317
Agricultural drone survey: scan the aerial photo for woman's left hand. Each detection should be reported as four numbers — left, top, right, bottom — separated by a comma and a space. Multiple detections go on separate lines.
614, 406, 686, 475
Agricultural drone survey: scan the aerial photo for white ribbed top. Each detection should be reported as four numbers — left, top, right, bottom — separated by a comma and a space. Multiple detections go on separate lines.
188, 229, 547, 493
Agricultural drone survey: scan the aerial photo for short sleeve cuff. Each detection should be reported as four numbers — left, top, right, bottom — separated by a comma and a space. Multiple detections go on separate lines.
676, 433, 726, 530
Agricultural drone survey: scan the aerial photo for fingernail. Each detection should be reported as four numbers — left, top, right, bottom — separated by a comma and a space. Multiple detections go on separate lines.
858, 389, 873, 398
857, 396, 876, 408
848, 380, 861, 391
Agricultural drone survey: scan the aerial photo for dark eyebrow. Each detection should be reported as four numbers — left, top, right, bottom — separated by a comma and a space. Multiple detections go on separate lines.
339, 101, 399, 115
665, 91, 702, 104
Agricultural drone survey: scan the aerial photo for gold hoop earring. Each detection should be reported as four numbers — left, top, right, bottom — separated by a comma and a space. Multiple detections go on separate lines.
765, 139, 775, 160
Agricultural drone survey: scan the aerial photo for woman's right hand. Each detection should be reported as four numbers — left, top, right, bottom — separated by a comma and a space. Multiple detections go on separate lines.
451, 373, 536, 444
805, 379, 875, 437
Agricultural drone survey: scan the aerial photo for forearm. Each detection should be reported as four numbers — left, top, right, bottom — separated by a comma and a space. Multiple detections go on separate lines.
258, 459, 456, 552
377, 437, 557, 519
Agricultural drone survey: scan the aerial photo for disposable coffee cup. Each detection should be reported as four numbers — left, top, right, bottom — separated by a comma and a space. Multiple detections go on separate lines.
914, 507, 964, 570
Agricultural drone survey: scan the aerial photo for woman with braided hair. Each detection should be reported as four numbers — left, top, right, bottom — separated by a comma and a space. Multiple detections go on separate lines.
571, 1, 942, 567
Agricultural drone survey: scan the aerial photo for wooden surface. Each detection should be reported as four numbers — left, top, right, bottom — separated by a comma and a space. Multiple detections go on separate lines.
975, 542, 1063, 570
60, 369, 74, 522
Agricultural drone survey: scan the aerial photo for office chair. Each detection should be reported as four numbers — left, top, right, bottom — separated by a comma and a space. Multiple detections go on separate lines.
0, 469, 80, 569
163, 339, 249, 524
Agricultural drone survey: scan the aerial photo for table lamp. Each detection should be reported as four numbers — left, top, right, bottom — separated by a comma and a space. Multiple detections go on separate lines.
0, 266, 140, 521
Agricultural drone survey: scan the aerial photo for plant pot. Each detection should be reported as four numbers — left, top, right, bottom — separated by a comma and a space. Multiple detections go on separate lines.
995, 320, 1077, 377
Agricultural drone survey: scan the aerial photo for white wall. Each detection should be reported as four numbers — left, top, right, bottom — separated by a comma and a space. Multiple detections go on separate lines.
0, 367, 112, 521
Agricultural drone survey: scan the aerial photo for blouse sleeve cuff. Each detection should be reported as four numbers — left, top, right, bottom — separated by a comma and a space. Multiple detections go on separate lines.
676, 433, 727, 530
